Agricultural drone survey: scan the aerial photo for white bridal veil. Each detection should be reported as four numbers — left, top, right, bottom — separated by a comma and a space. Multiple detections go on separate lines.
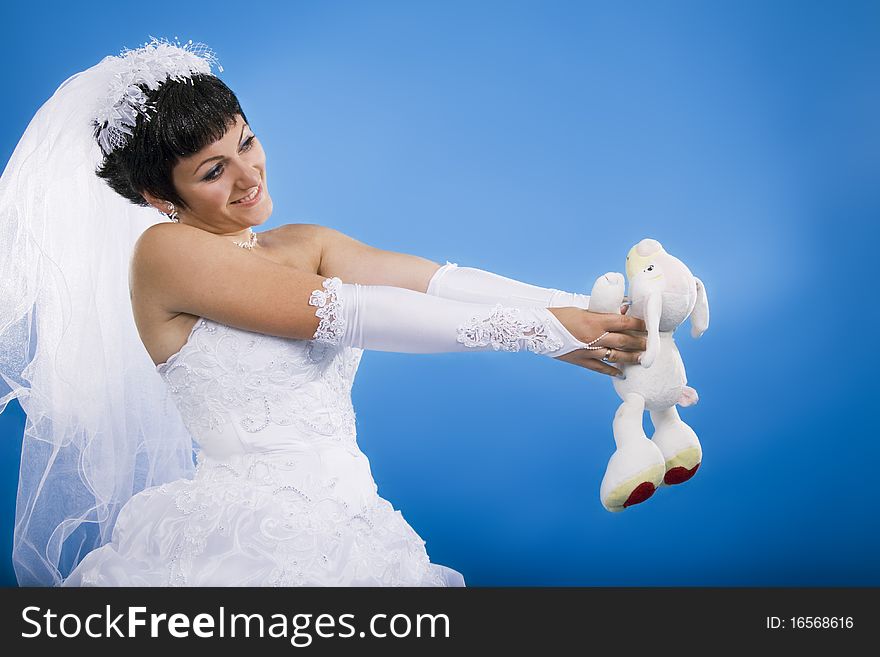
0, 40, 217, 585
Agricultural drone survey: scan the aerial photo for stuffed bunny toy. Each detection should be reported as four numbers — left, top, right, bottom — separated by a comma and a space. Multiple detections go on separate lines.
588, 238, 710, 512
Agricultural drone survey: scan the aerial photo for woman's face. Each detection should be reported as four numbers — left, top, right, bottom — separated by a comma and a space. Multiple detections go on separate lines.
146, 114, 273, 233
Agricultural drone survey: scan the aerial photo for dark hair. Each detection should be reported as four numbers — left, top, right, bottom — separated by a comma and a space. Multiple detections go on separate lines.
95, 73, 249, 210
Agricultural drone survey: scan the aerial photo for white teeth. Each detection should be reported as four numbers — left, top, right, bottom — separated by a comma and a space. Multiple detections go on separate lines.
235, 186, 259, 204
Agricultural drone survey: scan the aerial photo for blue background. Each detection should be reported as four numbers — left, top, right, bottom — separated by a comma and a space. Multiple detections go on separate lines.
1, 0, 877, 586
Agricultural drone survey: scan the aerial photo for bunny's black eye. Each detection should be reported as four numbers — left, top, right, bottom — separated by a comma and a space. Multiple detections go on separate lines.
647, 265, 654, 271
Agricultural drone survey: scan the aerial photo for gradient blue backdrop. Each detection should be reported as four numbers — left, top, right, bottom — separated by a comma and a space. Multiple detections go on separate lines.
1, 0, 877, 586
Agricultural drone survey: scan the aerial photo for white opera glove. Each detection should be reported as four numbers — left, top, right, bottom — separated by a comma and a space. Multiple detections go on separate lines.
426, 261, 591, 310
308, 277, 590, 356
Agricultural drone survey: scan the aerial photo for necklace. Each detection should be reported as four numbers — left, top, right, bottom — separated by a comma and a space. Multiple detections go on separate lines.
233, 231, 259, 250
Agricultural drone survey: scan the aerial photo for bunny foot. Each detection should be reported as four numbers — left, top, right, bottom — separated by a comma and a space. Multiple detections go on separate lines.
649, 407, 702, 486
599, 437, 667, 512
601, 393, 667, 512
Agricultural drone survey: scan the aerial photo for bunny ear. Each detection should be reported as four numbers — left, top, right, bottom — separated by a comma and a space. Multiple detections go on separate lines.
639, 291, 662, 368
690, 277, 709, 338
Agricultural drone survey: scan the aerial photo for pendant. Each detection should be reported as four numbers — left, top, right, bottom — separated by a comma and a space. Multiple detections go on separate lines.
234, 232, 259, 249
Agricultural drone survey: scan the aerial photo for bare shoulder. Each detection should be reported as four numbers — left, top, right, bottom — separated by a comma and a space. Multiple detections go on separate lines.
258, 222, 325, 271
132, 222, 323, 273
129, 224, 218, 364
130, 222, 335, 366
276, 222, 325, 241
130, 223, 200, 292
278, 222, 328, 258
132, 221, 207, 263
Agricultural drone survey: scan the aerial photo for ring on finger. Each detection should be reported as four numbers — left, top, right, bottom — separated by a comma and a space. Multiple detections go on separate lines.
602, 348, 614, 362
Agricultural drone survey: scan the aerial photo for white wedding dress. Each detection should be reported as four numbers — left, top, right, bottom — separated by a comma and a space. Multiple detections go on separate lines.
63, 316, 465, 587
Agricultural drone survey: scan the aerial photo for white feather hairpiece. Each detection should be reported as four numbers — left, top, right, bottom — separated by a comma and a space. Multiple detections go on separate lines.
93, 36, 224, 155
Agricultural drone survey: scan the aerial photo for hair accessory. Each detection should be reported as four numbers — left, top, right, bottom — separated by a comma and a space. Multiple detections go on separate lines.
93, 36, 223, 155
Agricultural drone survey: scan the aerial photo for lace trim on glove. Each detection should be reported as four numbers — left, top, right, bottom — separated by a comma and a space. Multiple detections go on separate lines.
456, 303, 563, 354
309, 277, 346, 345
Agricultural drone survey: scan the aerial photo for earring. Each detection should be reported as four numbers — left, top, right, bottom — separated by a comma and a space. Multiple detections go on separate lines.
165, 202, 179, 223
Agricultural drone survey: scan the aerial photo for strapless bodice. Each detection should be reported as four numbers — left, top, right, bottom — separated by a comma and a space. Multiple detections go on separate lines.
154, 317, 380, 510
156, 317, 364, 457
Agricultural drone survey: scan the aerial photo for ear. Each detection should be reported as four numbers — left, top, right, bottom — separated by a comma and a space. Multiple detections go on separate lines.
141, 190, 172, 215
640, 291, 662, 368
690, 276, 709, 338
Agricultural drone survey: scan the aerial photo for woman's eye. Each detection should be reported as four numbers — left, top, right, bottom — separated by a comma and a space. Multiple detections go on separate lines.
202, 136, 256, 182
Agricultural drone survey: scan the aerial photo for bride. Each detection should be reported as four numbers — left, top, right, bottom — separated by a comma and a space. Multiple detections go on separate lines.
0, 38, 646, 586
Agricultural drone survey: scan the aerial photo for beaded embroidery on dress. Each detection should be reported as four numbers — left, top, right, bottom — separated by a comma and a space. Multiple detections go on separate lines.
63, 317, 464, 587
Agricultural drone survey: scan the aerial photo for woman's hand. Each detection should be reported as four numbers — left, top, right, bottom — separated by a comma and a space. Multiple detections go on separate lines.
547, 304, 646, 378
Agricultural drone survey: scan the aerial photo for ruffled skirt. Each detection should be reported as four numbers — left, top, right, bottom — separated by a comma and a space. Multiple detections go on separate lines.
63, 453, 464, 587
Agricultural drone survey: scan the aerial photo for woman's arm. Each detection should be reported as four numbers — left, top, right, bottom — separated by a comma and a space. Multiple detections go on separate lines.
133, 224, 644, 378
426, 262, 591, 310
316, 226, 442, 292
316, 226, 592, 309
308, 276, 645, 377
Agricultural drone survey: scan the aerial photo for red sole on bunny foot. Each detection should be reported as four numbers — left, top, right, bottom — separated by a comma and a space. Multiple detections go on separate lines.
664, 462, 700, 485
601, 463, 665, 512
623, 481, 657, 508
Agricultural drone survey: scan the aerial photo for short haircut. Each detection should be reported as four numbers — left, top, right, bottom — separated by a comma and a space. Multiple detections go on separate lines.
95, 73, 249, 210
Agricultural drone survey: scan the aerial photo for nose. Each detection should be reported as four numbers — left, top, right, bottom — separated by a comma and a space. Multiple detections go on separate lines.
230, 159, 261, 189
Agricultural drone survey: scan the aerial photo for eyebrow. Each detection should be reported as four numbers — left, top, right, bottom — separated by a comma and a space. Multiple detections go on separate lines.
193, 123, 249, 176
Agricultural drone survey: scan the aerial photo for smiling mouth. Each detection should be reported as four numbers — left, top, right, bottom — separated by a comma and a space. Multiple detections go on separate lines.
232, 184, 262, 205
